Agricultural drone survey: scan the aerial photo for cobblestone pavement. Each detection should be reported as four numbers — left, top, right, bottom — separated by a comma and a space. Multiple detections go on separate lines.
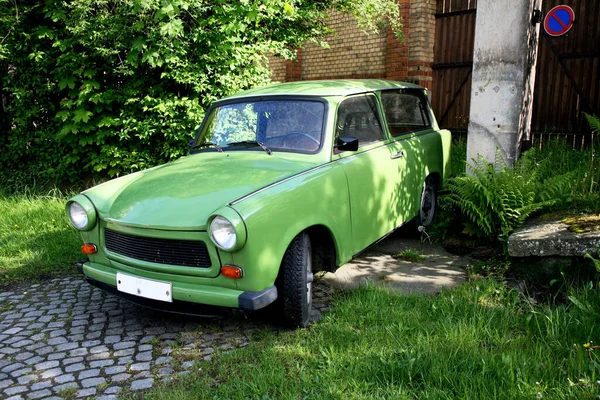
0, 277, 333, 399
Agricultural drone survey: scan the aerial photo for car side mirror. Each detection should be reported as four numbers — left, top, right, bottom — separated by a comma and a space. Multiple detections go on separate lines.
335, 136, 359, 152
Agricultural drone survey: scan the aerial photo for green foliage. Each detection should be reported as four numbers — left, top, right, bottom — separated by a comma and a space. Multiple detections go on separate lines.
143, 280, 600, 399
0, 189, 82, 285
445, 149, 573, 243
0, 0, 403, 190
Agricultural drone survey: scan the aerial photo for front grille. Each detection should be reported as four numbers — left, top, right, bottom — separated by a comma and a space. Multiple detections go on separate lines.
104, 229, 211, 268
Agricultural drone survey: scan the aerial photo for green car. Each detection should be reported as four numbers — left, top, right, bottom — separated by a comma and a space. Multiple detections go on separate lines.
66, 80, 451, 327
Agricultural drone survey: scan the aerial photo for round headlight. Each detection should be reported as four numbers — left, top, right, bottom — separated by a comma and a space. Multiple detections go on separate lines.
209, 216, 237, 251
68, 202, 89, 229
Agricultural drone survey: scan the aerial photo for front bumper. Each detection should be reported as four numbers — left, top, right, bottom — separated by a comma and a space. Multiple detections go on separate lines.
77, 260, 278, 313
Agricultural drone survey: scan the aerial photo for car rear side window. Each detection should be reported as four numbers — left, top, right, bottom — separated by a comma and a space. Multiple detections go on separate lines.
336, 95, 385, 147
381, 90, 431, 136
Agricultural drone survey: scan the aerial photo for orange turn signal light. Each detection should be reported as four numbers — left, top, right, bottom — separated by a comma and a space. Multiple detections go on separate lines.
81, 243, 97, 254
221, 265, 243, 279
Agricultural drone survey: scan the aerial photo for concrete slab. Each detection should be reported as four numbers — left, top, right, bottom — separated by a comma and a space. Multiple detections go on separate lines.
508, 216, 600, 257
321, 232, 470, 295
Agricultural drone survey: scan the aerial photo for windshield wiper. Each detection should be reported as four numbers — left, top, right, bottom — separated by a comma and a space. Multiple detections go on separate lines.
192, 142, 223, 152
226, 140, 272, 155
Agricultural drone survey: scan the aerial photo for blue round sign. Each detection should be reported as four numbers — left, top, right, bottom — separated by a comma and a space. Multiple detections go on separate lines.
544, 5, 575, 37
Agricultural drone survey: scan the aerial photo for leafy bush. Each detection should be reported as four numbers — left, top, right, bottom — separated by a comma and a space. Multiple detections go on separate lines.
0, 0, 402, 190
444, 149, 573, 243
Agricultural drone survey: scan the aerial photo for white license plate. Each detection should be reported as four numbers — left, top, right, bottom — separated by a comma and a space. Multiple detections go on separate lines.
116, 273, 173, 303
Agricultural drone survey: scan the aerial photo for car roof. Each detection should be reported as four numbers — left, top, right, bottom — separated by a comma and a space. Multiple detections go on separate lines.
220, 79, 424, 101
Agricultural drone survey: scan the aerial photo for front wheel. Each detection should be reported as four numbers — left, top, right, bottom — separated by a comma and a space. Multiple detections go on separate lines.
416, 179, 437, 228
278, 232, 313, 327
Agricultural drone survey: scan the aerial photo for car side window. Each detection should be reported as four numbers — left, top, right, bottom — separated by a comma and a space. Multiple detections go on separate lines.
336, 95, 385, 147
381, 90, 431, 136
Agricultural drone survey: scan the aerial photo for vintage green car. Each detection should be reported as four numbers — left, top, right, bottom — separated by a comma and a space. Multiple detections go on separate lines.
66, 80, 451, 327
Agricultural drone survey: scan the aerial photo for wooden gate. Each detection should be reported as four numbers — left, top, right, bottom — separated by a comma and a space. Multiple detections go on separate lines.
531, 0, 600, 134
432, 0, 599, 137
431, 0, 477, 133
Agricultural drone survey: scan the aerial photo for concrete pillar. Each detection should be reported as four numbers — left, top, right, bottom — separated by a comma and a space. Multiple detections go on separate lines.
466, 0, 542, 167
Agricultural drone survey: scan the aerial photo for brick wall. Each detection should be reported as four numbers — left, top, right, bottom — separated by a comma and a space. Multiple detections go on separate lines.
267, 54, 286, 83
268, 0, 436, 88
301, 10, 387, 80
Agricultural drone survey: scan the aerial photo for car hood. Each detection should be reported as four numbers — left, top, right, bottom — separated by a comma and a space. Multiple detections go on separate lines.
84, 151, 314, 230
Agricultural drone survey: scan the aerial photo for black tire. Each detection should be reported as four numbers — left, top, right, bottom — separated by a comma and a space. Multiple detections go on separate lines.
278, 232, 313, 328
415, 178, 437, 228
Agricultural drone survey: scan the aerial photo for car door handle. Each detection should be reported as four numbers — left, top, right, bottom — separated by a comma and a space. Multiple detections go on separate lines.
391, 151, 405, 159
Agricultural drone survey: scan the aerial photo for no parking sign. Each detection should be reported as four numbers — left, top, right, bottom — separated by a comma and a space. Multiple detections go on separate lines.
544, 5, 575, 37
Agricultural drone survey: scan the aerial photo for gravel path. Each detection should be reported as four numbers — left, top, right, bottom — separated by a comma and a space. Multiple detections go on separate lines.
0, 277, 333, 399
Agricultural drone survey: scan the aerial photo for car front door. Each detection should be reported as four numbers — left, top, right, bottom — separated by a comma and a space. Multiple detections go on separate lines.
334, 94, 407, 255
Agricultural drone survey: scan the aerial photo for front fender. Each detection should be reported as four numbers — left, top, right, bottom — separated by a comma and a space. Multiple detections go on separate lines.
225, 162, 352, 292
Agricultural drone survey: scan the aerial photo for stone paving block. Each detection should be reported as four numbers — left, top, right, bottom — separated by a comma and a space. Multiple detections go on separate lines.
81, 376, 106, 388
0, 376, 13, 387
110, 373, 131, 383
34, 346, 54, 356
34, 360, 59, 371
9, 367, 31, 378
103, 385, 120, 395
158, 366, 174, 376
16, 374, 36, 385
85, 331, 103, 340
90, 345, 109, 354
135, 351, 153, 362
13, 352, 34, 362
48, 352, 67, 361
49, 329, 67, 337
103, 335, 121, 344
41, 367, 64, 379
0, 347, 19, 355
2, 328, 22, 335
76, 387, 97, 397
155, 356, 172, 365
56, 342, 79, 352
138, 344, 153, 352
129, 362, 150, 372
24, 356, 44, 366
113, 341, 135, 350
105, 365, 126, 375
26, 389, 52, 399
54, 373, 75, 384
78, 368, 100, 380
90, 359, 114, 368
69, 348, 88, 357
4, 385, 27, 396
81, 340, 101, 349
54, 381, 79, 393
130, 378, 154, 390
114, 348, 134, 357
62, 356, 84, 366
30, 381, 52, 391
65, 363, 86, 373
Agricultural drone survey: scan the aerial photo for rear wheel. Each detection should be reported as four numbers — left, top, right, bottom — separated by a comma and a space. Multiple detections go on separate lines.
278, 232, 313, 327
416, 179, 437, 228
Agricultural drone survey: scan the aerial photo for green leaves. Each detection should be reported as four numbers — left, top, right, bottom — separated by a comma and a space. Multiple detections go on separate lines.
0, 0, 403, 188
446, 149, 573, 244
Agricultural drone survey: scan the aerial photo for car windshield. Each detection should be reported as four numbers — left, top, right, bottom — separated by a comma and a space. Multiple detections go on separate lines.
196, 100, 325, 153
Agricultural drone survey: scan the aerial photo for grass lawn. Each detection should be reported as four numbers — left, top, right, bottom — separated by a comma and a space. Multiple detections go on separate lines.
142, 280, 600, 399
0, 190, 82, 285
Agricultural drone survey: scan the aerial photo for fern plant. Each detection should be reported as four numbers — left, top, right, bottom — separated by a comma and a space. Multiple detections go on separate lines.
445, 149, 573, 243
